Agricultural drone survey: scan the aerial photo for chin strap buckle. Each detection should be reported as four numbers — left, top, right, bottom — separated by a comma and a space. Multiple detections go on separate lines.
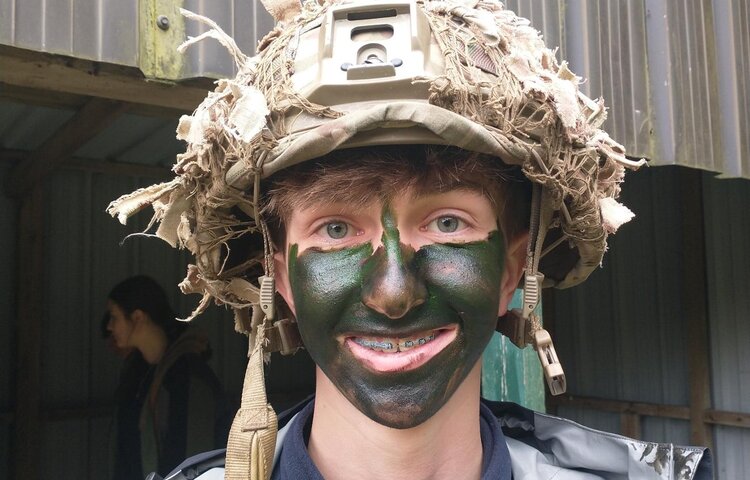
257, 275, 303, 356
497, 273, 567, 395
532, 325, 566, 395
265, 318, 303, 356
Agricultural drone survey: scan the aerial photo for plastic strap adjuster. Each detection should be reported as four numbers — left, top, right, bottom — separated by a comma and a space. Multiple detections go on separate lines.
533, 326, 566, 395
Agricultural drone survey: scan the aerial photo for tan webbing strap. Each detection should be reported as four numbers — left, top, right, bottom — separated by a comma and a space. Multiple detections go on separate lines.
225, 325, 278, 480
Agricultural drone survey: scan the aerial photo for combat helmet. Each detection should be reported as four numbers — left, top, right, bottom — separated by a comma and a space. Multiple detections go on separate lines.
108, 0, 644, 477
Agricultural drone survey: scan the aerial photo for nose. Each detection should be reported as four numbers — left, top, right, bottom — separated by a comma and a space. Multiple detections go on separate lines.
361, 234, 427, 320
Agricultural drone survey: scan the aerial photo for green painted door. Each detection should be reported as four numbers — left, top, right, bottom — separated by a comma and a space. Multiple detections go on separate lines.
481, 289, 545, 411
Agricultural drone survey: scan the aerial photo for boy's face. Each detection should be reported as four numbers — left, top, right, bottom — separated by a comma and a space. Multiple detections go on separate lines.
276, 188, 523, 428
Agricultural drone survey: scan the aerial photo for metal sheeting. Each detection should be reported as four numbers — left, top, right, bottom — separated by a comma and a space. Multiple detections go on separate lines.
501, 1, 749, 179
1, 0, 747, 177
552, 167, 750, 474
0, 163, 16, 479
181, 0, 275, 79
703, 174, 750, 478
0, 0, 139, 65
32, 168, 250, 478
0, 0, 273, 77
552, 166, 694, 444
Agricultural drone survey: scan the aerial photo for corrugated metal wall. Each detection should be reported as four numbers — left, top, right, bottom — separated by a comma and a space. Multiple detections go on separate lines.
1, 0, 748, 176
551, 166, 750, 477
703, 175, 750, 479
38, 169, 242, 478
553, 166, 692, 442
0, 96, 317, 478
0, 0, 273, 80
0, 163, 16, 479
504, 0, 750, 179
0, 0, 139, 65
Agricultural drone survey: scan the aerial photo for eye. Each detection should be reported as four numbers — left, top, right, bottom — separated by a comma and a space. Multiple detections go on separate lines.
327, 222, 348, 239
319, 221, 349, 239
425, 215, 466, 234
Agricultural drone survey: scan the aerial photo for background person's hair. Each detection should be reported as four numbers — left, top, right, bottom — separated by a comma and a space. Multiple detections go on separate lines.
108, 275, 186, 342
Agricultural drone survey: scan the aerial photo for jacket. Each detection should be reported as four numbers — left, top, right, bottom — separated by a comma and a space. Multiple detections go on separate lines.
152, 398, 712, 480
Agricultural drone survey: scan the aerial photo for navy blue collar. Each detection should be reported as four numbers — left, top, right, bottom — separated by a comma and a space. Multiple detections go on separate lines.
272, 398, 512, 480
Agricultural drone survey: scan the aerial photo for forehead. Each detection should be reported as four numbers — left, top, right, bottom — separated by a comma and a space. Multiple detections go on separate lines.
265, 145, 510, 221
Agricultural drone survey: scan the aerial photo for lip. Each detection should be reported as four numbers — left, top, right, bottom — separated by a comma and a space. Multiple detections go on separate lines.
343, 326, 458, 373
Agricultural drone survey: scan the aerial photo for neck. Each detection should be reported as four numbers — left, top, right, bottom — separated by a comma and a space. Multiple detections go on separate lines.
308, 362, 484, 480
137, 323, 169, 364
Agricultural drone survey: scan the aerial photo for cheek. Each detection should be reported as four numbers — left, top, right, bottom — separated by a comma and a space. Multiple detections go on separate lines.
287, 244, 373, 350
417, 234, 506, 326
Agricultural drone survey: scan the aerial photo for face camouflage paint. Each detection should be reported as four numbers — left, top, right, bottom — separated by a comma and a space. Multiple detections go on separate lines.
287, 208, 505, 428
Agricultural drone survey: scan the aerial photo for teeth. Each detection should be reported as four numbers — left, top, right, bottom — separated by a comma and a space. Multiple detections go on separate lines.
353, 332, 437, 353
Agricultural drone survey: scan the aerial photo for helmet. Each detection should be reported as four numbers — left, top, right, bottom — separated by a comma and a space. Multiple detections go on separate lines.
108, 1, 642, 477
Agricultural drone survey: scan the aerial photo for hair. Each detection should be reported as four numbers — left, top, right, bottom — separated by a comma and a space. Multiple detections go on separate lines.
262, 144, 532, 247
108, 275, 186, 342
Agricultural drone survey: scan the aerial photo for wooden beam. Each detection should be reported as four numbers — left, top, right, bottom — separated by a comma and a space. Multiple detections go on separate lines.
0, 45, 210, 112
551, 394, 750, 430
6, 97, 130, 197
13, 185, 44, 480
620, 412, 642, 440
679, 167, 714, 451
63, 157, 173, 179
550, 394, 691, 420
1, 149, 172, 179
0, 82, 190, 118
704, 409, 750, 429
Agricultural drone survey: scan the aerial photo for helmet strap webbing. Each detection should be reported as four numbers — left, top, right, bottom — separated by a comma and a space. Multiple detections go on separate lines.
225, 309, 278, 480
498, 183, 567, 395
226, 195, 279, 480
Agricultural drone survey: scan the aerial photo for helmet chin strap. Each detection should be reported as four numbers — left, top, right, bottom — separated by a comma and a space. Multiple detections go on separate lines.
225, 193, 299, 480
225, 280, 278, 480
497, 183, 566, 396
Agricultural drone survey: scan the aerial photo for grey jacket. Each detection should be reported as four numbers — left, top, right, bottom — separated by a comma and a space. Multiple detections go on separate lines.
155, 399, 712, 480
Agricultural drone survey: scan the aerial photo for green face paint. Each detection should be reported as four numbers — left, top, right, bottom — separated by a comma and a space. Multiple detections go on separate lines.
288, 208, 505, 429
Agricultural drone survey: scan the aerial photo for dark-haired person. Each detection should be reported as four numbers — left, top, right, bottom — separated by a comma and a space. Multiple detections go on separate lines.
106, 275, 232, 479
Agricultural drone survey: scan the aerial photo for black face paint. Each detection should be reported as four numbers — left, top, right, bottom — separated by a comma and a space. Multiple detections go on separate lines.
288, 209, 505, 429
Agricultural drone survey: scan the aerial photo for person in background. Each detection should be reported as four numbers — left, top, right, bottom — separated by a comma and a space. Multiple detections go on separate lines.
106, 275, 232, 479
101, 312, 149, 480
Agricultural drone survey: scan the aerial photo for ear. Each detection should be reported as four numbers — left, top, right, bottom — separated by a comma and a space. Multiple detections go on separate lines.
274, 248, 296, 315
130, 309, 147, 326
498, 231, 529, 316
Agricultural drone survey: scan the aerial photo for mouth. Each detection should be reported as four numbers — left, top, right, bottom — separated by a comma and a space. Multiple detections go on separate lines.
343, 326, 458, 373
